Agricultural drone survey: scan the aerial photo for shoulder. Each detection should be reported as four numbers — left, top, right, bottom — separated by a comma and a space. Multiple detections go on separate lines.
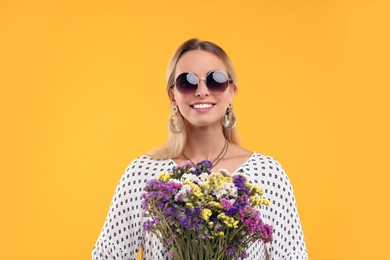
121, 155, 174, 178
251, 152, 285, 170
248, 153, 297, 204
126, 154, 170, 168
245, 152, 292, 186
114, 155, 175, 193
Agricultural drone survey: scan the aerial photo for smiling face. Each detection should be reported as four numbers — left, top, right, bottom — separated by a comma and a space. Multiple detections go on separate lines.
169, 50, 236, 128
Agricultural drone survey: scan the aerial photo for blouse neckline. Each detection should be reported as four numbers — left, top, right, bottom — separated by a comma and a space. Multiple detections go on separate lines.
167, 152, 256, 175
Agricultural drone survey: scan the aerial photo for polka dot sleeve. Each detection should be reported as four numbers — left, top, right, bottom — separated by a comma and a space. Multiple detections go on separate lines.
244, 154, 308, 260
92, 156, 158, 260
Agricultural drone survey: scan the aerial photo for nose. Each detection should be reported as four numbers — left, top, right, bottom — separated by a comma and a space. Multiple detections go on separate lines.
195, 78, 210, 97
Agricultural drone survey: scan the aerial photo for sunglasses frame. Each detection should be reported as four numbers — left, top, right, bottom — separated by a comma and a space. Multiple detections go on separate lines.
171, 70, 232, 94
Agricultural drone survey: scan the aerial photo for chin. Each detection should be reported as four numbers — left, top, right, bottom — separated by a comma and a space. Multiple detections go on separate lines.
188, 120, 221, 128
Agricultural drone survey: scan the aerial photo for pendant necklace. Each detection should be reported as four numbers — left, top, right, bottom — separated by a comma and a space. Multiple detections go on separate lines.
182, 139, 229, 170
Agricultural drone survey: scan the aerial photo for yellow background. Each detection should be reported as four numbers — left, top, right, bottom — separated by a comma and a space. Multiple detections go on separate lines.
1, 0, 389, 259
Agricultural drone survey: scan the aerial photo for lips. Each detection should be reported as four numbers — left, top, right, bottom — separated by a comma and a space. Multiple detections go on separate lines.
191, 103, 215, 109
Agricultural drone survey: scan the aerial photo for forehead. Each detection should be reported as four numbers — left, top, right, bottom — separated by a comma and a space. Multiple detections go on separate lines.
175, 50, 227, 77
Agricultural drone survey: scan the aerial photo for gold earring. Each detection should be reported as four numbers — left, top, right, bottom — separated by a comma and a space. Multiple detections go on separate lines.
222, 103, 236, 129
168, 104, 184, 133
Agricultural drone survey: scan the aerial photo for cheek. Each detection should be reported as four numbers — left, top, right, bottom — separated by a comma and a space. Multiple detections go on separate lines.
174, 95, 190, 111
175, 94, 187, 103
228, 86, 236, 98
172, 89, 186, 104
221, 91, 234, 104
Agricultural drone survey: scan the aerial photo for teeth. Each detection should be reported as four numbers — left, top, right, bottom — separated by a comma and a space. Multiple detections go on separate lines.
193, 104, 213, 109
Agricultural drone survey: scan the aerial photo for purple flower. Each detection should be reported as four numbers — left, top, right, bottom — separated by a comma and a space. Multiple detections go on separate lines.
162, 204, 178, 221
225, 246, 235, 256
221, 198, 239, 216
242, 210, 261, 232
171, 161, 195, 179
176, 160, 194, 169
225, 207, 239, 216
176, 206, 203, 230
143, 179, 177, 202
144, 179, 175, 193
175, 193, 183, 201
260, 223, 273, 243
197, 160, 213, 169
233, 175, 248, 194
195, 160, 213, 175
236, 194, 249, 207
143, 219, 155, 232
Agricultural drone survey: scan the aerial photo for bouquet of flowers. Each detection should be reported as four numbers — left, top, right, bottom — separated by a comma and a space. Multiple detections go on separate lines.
141, 160, 273, 259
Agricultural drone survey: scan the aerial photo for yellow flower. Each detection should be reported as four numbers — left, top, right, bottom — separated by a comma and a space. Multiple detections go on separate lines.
205, 195, 213, 202
225, 217, 239, 228
202, 181, 210, 190
201, 209, 212, 221
217, 212, 226, 219
157, 172, 171, 182
211, 231, 224, 237
260, 197, 271, 206
217, 213, 239, 228
245, 182, 253, 189
209, 173, 232, 190
250, 194, 261, 206
250, 193, 271, 206
183, 180, 204, 198
185, 202, 194, 208
207, 201, 223, 209
253, 184, 264, 196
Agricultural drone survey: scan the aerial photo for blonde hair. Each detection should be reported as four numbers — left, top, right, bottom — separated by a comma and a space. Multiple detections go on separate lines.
148, 38, 240, 160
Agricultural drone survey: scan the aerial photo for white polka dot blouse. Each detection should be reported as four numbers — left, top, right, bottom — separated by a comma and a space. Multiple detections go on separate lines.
92, 152, 308, 260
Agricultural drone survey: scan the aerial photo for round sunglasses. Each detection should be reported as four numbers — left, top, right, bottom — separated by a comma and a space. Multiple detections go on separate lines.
172, 70, 232, 95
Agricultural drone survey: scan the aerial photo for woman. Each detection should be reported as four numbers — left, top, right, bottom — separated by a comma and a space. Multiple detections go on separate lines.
92, 39, 308, 260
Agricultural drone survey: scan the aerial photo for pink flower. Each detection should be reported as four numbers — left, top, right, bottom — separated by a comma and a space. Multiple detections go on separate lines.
167, 181, 183, 189
220, 198, 233, 210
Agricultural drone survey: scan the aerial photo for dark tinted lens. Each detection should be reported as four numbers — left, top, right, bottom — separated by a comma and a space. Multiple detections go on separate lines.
175, 72, 198, 94
206, 71, 229, 93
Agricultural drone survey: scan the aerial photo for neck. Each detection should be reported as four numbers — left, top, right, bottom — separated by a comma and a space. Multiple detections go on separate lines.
183, 123, 227, 162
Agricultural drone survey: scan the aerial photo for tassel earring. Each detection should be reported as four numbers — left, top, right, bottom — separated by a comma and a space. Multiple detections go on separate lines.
222, 103, 236, 129
168, 104, 184, 133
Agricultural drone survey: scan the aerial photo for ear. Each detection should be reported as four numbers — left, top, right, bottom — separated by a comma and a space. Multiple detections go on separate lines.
168, 88, 176, 103
228, 84, 238, 98
231, 83, 238, 95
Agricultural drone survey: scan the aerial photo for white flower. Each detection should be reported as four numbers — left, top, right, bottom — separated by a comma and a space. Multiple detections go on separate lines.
225, 183, 238, 198
212, 182, 238, 199
174, 184, 192, 202
198, 172, 210, 182
181, 173, 201, 183
213, 189, 227, 199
